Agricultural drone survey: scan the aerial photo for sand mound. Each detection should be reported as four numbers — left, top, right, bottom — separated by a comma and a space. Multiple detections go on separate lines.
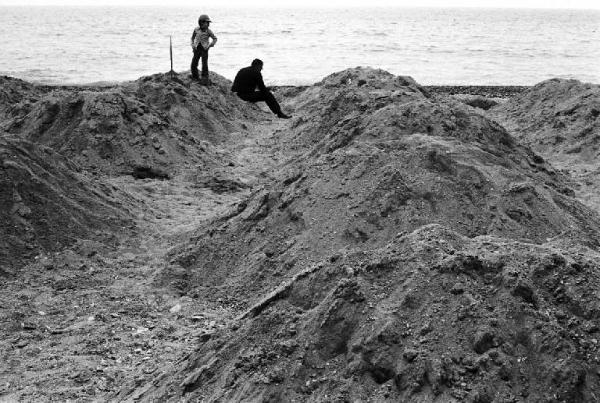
0, 73, 263, 176
161, 68, 599, 305
127, 224, 600, 402
281, 68, 428, 149
4, 68, 600, 402
123, 69, 600, 401
489, 79, 600, 210
0, 135, 133, 271
0, 76, 48, 119
489, 79, 600, 162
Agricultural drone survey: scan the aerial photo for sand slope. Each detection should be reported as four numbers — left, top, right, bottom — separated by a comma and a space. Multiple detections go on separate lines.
0, 73, 255, 176
1, 70, 600, 402
490, 79, 600, 210
0, 135, 133, 270
128, 69, 600, 402
489, 78, 600, 161
164, 69, 599, 307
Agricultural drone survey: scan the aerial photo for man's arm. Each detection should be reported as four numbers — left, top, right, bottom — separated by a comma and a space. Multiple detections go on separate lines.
256, 72, 268, 93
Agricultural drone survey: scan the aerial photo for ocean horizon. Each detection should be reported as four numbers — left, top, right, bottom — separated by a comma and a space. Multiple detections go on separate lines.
0, 6, 598, 86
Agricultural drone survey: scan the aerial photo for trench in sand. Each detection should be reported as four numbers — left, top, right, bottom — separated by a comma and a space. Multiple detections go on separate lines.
0, 116, 291, 401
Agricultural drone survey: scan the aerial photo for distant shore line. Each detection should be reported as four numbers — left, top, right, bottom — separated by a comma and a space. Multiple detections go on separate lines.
274, 84, 529, 98
424, 85, 529, 98
2, 73, 530, 99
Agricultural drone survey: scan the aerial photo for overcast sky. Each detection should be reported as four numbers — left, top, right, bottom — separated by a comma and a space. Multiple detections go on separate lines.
1, 0, 599, 8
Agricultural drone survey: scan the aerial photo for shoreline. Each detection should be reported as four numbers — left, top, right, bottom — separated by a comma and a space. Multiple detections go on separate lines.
275, 84, 530, 99
3, 73, 530, 99
424, 85, 529, 98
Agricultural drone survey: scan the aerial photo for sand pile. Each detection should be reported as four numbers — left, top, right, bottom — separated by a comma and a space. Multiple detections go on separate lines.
489, 79, 600, 160
489, 79, 600, 210
0, 72, 262, 271
162, 68, 599, 305
0, 135, 133, 271
0, 76, 48, 119
0, 73, 259, 176
3, 68, 600, 402
130, 69, 600, 401
129, 225, 600, 402
0, 73, 277, 402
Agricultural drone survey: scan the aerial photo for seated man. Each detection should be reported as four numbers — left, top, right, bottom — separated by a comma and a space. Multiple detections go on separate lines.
231, 59, 291, 119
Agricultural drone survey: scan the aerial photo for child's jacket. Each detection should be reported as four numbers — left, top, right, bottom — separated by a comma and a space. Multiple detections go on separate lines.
191, 27, 217, 50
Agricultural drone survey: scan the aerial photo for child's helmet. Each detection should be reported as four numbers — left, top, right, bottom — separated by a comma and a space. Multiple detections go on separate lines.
198, 14, 211, 23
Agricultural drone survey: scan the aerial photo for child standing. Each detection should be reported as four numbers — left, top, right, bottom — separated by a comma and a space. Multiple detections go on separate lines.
190, 14, 217, 85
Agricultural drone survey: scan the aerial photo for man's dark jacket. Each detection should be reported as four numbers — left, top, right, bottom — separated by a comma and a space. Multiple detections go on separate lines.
231, 66, 267, 94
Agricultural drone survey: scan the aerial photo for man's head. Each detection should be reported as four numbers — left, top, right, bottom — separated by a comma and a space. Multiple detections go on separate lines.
251, 59, 263, 71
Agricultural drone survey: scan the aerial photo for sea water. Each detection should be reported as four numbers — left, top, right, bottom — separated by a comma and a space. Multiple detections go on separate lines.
0, 6, 598, 86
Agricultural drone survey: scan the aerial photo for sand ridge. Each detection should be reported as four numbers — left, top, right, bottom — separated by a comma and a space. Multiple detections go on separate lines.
1, 69, 600, 401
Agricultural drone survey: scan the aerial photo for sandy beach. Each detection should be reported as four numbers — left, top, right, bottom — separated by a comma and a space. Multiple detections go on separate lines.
1, 68, 600, 401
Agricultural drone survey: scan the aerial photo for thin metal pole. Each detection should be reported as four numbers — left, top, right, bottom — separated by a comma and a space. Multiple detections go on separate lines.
169, 36, 174, 73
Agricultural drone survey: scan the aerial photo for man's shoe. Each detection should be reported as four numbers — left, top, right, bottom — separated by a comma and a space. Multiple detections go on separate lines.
200, 77, 211, 86
277, 112, 291, 119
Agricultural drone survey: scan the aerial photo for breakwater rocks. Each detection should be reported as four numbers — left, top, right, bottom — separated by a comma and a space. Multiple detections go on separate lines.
2, 69, 600, 402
